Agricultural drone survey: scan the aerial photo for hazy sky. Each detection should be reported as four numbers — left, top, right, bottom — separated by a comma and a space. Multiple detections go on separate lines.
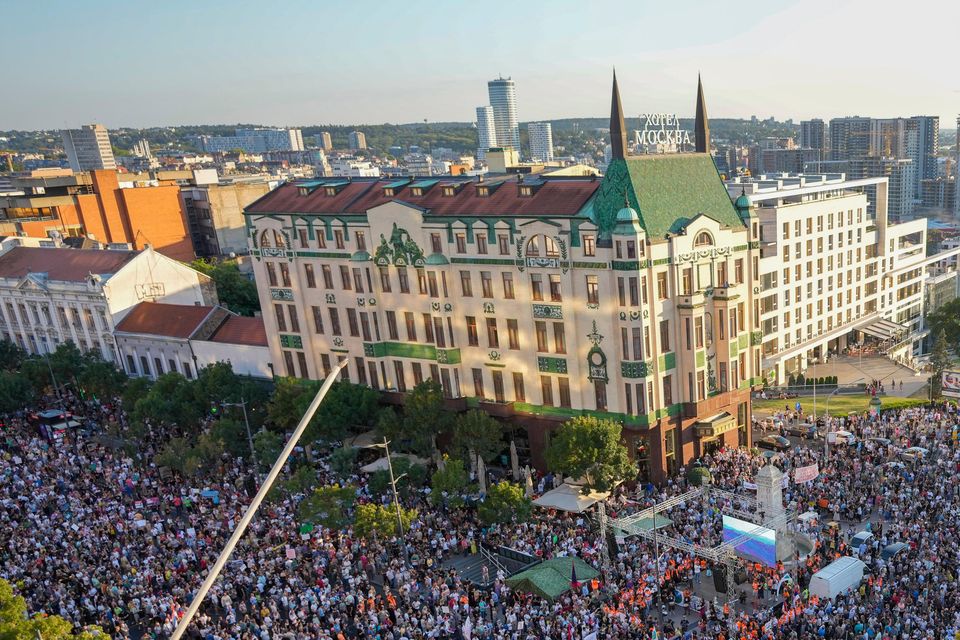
3, 0, 958, 130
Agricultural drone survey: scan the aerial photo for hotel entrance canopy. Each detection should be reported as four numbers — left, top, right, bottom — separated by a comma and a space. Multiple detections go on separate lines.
857, 319, 904, 341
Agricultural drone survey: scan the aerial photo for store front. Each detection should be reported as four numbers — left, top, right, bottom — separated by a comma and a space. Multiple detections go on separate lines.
694, 412, 739, 457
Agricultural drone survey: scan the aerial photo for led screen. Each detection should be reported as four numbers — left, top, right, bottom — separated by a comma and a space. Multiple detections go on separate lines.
722, 515, 777, 567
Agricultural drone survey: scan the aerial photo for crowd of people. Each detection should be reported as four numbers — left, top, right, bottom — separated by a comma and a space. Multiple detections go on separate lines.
2, 389, 960, 639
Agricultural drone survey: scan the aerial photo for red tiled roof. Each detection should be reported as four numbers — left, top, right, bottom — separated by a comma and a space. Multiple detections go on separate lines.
208, 315, 268, 347
0, 247, 138, 282
115, 302, 215, 339
245, 177, 599, 217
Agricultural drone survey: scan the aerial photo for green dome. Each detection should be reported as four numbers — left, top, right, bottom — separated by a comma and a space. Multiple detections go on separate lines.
613, 205, 643, 236
734, 190, 751, 213
616, 205, 640, 222
350, 250, 371, 262
424, 252, 449, 265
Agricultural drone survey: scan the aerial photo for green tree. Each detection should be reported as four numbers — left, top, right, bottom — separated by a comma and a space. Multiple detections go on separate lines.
156, 436, 193, 474
329, 446, 358, 476
298, 485, 356, 529
545, 416, 636, 492
121, 377, 152, 414
253, 429, 285, 471
266, 377, 314, 432
0, 371, 33, 414
48, 342, 85, 386
380, 379, 452, 456
368, 457, 426, 498
210, 417, 253, 459
451, 409, 503, 464
131, 372, 202, 429
478, 480, 531, 525
306, 381, 381, 443
0, 339, 25, 371
0, 578, 108, 639
353, 502, 416, 539
190, 259, 261, 317
76, 358, 127, 400
931, 328, 953, 399
927, 298, 960, 351
429, 457, 469, 507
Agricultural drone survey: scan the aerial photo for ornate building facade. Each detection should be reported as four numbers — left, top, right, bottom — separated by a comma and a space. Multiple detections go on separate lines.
243, 76, 761, 481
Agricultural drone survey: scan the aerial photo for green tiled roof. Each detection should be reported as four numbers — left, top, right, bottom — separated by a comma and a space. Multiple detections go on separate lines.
592, 153, 745, 239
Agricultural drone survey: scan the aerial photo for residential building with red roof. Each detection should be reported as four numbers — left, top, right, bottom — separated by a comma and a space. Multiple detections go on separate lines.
0, 245, 217, 364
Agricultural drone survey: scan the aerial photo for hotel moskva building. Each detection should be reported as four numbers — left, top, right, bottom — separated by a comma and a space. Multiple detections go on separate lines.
243, 75, 761, 482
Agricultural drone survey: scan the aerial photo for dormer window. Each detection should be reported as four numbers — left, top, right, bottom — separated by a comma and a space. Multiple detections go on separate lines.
411, 187, 424, 196
519, 185, 533, 197
324, 186, 338, 196
694, 231, 714, 247
384, 187, 395, 197
477, 186, 490, 197
442, 186, 456, 197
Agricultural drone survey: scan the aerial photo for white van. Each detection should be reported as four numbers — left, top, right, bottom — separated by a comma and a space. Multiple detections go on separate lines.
809, 556, 866, 600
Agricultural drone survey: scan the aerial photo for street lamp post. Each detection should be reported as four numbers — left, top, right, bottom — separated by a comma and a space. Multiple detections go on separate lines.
367, 438, 409, 561
221, 398, 258, 473
170, 359, 347, 640
823, 388, 840, 462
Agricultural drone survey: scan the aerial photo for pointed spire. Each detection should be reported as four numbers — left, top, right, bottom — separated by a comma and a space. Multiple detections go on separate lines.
610, 69, 628, 160
695, 74, 710, 153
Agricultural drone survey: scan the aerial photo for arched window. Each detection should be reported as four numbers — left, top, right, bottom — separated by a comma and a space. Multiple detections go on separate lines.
694, 231, 713, 247
545, 236, 559, 257
260, 230, 272, 248
525, 236, 541, 257
273, 230, 286, 247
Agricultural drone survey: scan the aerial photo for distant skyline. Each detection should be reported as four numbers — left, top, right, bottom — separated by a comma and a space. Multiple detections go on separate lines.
3, 0, 959, 131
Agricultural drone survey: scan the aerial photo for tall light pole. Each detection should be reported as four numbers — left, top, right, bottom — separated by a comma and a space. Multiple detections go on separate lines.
220, 398, 257, 473
366, 438, 408, 560
170, 359, 347, 640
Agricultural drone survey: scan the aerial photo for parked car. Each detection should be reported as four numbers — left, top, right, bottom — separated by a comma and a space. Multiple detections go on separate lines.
757, 435, 791, 452
829, 430, 856, 445
850, 530, 874, 550
865, 437, 892, 447
881, 542, 910, 561
784, 423, 818, 439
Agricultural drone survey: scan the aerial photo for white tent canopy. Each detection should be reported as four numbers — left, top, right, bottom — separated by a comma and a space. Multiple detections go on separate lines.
533, 482, 610, 513
359, 453, 428, 473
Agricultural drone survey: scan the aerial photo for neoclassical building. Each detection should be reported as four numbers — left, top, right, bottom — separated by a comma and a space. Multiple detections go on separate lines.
243, 75, 761, 482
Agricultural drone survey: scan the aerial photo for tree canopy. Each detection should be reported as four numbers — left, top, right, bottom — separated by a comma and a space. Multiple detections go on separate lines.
926, 299, 960, 352
478, 481, 531, 525
451, 409, 503, 464
0, 578, 108, 639
378, 379, 451, 456
931, 329, 953, 399
545, 416, 636, 493
190, 259, 260, 316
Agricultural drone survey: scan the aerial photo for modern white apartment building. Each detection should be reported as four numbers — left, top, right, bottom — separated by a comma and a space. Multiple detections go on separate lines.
727, 173, 928, 383
61, 124, 116, 172
0, 246, 217, 363
329, 156, 380, 177
528, 122, 554, 162
476, 106, 497, 161
200, 128, 304, 153
488, 76, 520, 151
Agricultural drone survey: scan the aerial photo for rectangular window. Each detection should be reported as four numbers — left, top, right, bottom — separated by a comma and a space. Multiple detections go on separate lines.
334, 229, 345, 249
625, 383, 633, 414
456, 233, 466, 253
428, 272, 439, 298
346, 308, 359, 337
549, 275, 562, 301
735, 259, 744, 284
481, 271, 494, 298
329, 308, 341, 336
535, 321, 548, 352
321, 265, 334, 289
558, 377, 572, 408
513, 372, 526, 402
695, 316, 704, 348
379, 267, 391, 292
288, 305, 300, 332
394, 361, 406, 392
355, 231, 366, 251
430, 233, 442, 253
486, 317, 499, 348
404, 312, 416, 341
422, 313, 434, 343
282, 352, 294, 377
352, 267, 364, 293
297, 352, 308, 378
297, 228, 308, 248
386, 310, 398, 340
685, 317, 692, 350
618, 278, 626, 306
265, 262, 278, 287
657, 272, 668, 299
641, 276, 648, 304
368, 361, 380, 389
659, 320, 670, 351
531, 274, 543, 301
626, 240, 637, 259
594, 380, 607, 411
697, 370, 706, 399
632, 327, 642, 360
541, 376, 554, 406
682, 268, 692, 295
360, 311, 372, 341
466, 316, 479, 345
412, 362, 423, 385
498, 234, 509, 255
507, 319, 519, 350
274, 304, 286, 332
316, 233, 326, 249
477, 235, 488, 254
397, 267, 410, 293
339, 265, 351, 290
356, 357, 368, 385
492, 370, 505, 403
126, 354, 137, 374
460, 271, 473, 296
644, 326, 651, 355
417, 269, 427, 295
621, 327, 629, 357
434, 317, 446, 348
629, 277, 639, 306
502, 272, 515, 299
279, 263, 291, 287
586, 275, 599, 304
472, 368, 484, 397
304, 263, 317, 288
553, 322, 566, 354
662, 374, 673, 406
583, 234, 596, 256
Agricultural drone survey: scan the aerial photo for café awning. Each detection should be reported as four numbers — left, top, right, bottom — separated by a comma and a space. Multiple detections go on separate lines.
857, 318, 904, 341
695, 412, 738, 438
